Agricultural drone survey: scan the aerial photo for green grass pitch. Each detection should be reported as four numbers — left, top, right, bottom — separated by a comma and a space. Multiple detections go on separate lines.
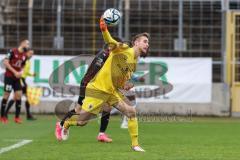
0, 115, 240, 160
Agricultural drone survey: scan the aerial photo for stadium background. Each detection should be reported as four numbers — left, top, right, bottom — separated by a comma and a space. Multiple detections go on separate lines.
1, 1, 240, 160
0, 0, 240, 116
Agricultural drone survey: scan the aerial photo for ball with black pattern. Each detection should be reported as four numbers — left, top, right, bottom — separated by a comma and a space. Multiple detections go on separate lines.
103, 8, 121, 26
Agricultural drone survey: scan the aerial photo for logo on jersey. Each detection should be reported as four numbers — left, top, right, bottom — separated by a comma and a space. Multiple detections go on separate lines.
13, 60, 23, 68
88, 104, 93, 110
96, 58, 103, 67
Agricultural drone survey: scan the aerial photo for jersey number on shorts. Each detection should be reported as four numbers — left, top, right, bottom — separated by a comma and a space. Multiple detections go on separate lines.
5, 84, 12, 92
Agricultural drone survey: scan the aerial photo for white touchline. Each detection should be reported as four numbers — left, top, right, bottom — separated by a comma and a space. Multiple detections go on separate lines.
0, 139, 32, 154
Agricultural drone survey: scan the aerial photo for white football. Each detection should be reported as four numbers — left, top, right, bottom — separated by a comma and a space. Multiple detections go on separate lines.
103, 8, 121, 26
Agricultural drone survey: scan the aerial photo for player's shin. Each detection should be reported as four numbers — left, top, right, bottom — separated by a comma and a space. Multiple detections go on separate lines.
60, 109, 76, 126
5, 99, 15, 118
100, 111, 110, 133
1, 99, 7, 117
15, 100, 21, 118
128, 117, 139, 146
63, 115, 78, 129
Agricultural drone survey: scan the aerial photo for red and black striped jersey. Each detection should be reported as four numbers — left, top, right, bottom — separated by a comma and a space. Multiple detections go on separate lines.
4, 48, 27, 79
80, 49, 110, 87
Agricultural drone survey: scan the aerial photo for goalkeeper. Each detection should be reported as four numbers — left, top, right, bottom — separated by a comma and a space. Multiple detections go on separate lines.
56, 50, 143, 143
55, 17, 149, 152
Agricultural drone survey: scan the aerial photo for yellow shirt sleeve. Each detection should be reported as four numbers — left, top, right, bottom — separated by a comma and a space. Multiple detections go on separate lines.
22, 60, 34, 78
102, 30, 118, 45
102, 30, 129, 52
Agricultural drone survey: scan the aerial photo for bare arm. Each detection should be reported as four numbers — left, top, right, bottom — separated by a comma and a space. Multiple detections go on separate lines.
3, 59, 21, 78
123, 81, 134, 91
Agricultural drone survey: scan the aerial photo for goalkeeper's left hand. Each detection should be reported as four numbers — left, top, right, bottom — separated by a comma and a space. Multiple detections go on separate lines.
100, 16, 107, 31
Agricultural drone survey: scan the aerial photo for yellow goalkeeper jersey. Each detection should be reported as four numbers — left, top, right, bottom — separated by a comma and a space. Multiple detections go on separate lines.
22, 59, 34, 78
88, 30, 137, 94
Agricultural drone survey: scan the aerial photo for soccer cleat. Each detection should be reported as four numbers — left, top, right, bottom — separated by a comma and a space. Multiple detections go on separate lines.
14, 117, 22, 124
97, 133, 112, 143
120, 121, 128, 129
55, 122, 62, 141
61, 127, 69, 141
27, 115, 37, 121
132, 146, 145, 152
3, 117, 8, 124
0, 117, 8, 124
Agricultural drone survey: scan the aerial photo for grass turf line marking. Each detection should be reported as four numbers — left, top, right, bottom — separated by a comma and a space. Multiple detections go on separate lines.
0, 139, 32, 154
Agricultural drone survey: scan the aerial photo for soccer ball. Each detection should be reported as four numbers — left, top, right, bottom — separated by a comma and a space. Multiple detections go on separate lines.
103, 8, 121, 26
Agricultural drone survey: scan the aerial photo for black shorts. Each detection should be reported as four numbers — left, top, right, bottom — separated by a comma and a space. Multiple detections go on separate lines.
4, 76, 22, 92
21, 78, 27, 94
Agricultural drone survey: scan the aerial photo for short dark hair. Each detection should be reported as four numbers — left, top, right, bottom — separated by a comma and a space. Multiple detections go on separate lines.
131, 32, 150, 45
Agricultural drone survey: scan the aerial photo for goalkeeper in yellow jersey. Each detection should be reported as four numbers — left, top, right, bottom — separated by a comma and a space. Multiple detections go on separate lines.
5, 49, 36, 121
55, 17, 149, 152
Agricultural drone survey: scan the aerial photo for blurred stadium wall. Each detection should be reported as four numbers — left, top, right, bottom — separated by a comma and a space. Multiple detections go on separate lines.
0, 0, 240, 116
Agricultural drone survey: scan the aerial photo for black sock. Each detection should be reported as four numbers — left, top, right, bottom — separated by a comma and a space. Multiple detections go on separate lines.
1, 99, 7, 117
5, 99, 15, 117
25, 101, 31, 117
60, 109, 76, 126
15, 100, 21, 118
100, 111, 110, 133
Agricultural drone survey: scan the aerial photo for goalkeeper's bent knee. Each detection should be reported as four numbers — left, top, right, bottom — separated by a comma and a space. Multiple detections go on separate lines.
77, 120, 88, 126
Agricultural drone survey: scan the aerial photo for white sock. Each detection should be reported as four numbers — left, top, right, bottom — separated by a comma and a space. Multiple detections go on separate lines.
99, 132, 105, 136
122, 116, 128, 124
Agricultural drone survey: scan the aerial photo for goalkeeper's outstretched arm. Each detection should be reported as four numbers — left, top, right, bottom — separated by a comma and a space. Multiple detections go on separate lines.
100, 17, 118, 46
